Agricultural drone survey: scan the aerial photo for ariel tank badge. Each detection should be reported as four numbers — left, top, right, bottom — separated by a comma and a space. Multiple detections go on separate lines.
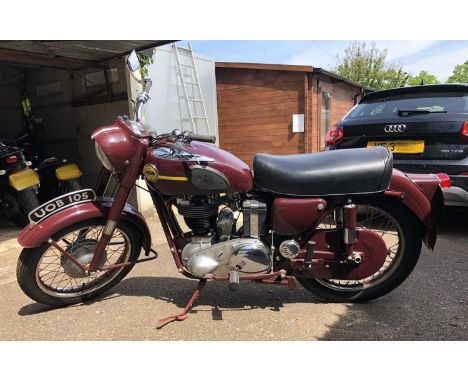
143, 164, 159, 182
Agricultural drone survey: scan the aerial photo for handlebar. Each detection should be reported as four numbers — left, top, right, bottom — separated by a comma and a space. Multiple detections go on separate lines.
185, 132, 216, 144
134, 79, 152, 122
151, 130, 216, 145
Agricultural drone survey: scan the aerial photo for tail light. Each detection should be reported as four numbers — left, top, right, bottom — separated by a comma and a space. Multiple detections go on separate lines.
5, 155, 18, 164
436, 173, 451, 188
325, 125, 344, 147
461, 120, 468, 140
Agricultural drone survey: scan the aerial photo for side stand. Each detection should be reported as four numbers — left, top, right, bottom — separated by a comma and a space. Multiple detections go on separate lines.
158, 279, 207, 328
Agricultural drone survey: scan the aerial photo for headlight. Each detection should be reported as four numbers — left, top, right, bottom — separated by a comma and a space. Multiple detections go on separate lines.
125, 120, 150, 136
95, 142, 113, 171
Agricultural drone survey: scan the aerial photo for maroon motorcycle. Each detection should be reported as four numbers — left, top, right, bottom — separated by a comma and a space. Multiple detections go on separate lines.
16, 51, 446, 325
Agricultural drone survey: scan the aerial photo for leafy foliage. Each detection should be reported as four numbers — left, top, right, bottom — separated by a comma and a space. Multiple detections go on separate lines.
334, 41, 408, 90
446, 60, 468, 83
137, 51, 154, 79
407, 70, 440, 86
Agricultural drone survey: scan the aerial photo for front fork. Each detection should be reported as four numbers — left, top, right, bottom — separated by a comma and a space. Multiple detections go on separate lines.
88, 151, 145, 272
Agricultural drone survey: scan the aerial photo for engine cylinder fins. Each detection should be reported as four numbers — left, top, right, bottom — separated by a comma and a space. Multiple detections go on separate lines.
177, 197, 220, 235
177, 203, 219, 218
279, 239, 301, 259
184, 216, 216, 235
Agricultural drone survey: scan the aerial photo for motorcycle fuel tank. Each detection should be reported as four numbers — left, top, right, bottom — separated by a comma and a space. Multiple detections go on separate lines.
144, 141, 253, 196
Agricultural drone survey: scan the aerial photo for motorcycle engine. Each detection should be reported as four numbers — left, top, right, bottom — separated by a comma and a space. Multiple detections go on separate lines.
178, 197, 271, 278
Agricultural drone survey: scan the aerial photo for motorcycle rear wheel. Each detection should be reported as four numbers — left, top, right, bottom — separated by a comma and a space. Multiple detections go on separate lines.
9, 189, 39, 227
64, 179, 82, 193
297, 199, 423, 303
17, 218, 141, 307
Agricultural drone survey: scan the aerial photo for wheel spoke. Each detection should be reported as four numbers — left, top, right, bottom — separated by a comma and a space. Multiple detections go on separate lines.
317, 204, 404, 292
35, 223, 131, 298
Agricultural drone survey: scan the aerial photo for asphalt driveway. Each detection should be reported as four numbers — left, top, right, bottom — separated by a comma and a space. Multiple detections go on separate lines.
0, 208, 466, 341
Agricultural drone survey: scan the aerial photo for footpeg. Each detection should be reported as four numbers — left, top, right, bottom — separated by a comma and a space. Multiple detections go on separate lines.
304, 241, 315, 269
228, 270, 240, 292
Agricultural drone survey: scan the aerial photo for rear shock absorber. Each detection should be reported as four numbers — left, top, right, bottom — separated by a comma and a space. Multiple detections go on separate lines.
343, 203, 357, 257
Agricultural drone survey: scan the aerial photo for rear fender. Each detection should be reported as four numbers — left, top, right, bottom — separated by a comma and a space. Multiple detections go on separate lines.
17, 198, 152, 254
389, 169, 442, 249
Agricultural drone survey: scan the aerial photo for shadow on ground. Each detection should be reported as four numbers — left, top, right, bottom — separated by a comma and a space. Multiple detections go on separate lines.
319, 206, 468, 340
0, 217, 21, 241
439, 206, 468, 235
18, 275, 324, 318
14, 207, 468, 340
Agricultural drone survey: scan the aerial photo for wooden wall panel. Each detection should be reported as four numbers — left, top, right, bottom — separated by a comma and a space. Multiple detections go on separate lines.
216, 68, 305, 166
216, 66, 362, 166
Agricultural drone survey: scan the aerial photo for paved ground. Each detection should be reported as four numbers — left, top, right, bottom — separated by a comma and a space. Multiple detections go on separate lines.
0, 208, 466, 341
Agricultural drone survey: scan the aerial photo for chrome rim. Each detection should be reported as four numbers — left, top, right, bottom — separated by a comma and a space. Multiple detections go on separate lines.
316, 205, 404, 292
35, 224, 131, 298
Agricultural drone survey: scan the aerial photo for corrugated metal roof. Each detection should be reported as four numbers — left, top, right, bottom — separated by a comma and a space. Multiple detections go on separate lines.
0, 40, 174, 70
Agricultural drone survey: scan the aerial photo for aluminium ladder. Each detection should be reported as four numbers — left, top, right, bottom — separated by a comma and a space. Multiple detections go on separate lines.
173, 42, 211, 135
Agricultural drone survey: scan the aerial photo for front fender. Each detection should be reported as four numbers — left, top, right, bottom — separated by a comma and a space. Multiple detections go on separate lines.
389, 169, 442, 249
17, 198, 152, 254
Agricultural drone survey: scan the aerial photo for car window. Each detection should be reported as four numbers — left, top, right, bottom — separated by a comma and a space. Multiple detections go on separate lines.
346, 92, 468, 119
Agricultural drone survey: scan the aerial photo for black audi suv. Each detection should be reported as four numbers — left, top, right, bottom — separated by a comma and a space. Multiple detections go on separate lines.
326, 84, 468, 206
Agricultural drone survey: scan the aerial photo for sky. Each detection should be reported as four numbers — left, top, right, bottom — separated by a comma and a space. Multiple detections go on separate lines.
187, 40, 468, 82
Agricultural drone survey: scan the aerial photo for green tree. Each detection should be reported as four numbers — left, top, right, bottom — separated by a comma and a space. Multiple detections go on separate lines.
334, 41, 408, 90
446, 60, 468, 83
137, 50, 154, 78
407, 70, 440, 86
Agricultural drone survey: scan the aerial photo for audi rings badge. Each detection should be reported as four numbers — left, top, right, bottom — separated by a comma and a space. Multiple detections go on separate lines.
384, 124, 406, 133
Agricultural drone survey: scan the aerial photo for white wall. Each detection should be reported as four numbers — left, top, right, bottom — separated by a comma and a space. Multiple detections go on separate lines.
144, 45, 219, 143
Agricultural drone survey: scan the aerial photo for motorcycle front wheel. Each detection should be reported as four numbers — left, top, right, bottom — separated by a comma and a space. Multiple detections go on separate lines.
297, 199, 423, 303
17, 218, 141, 307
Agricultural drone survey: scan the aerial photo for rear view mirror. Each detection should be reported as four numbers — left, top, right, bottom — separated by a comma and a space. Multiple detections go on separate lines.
127, 50, 140, 73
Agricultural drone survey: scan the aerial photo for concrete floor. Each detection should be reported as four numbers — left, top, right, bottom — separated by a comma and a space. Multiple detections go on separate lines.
0, 208, 466, 341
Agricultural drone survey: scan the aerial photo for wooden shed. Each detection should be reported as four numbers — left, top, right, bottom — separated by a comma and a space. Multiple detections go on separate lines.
215, 62, 372, 166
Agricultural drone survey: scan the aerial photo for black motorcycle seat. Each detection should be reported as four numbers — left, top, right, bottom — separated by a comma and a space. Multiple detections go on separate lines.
253, 146, 393, 196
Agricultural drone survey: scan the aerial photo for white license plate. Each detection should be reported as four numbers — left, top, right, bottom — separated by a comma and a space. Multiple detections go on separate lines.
29, 189, 96, 224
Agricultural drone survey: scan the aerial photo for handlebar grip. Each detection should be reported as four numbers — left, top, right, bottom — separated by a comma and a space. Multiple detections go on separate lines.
187, 132, 216, 144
